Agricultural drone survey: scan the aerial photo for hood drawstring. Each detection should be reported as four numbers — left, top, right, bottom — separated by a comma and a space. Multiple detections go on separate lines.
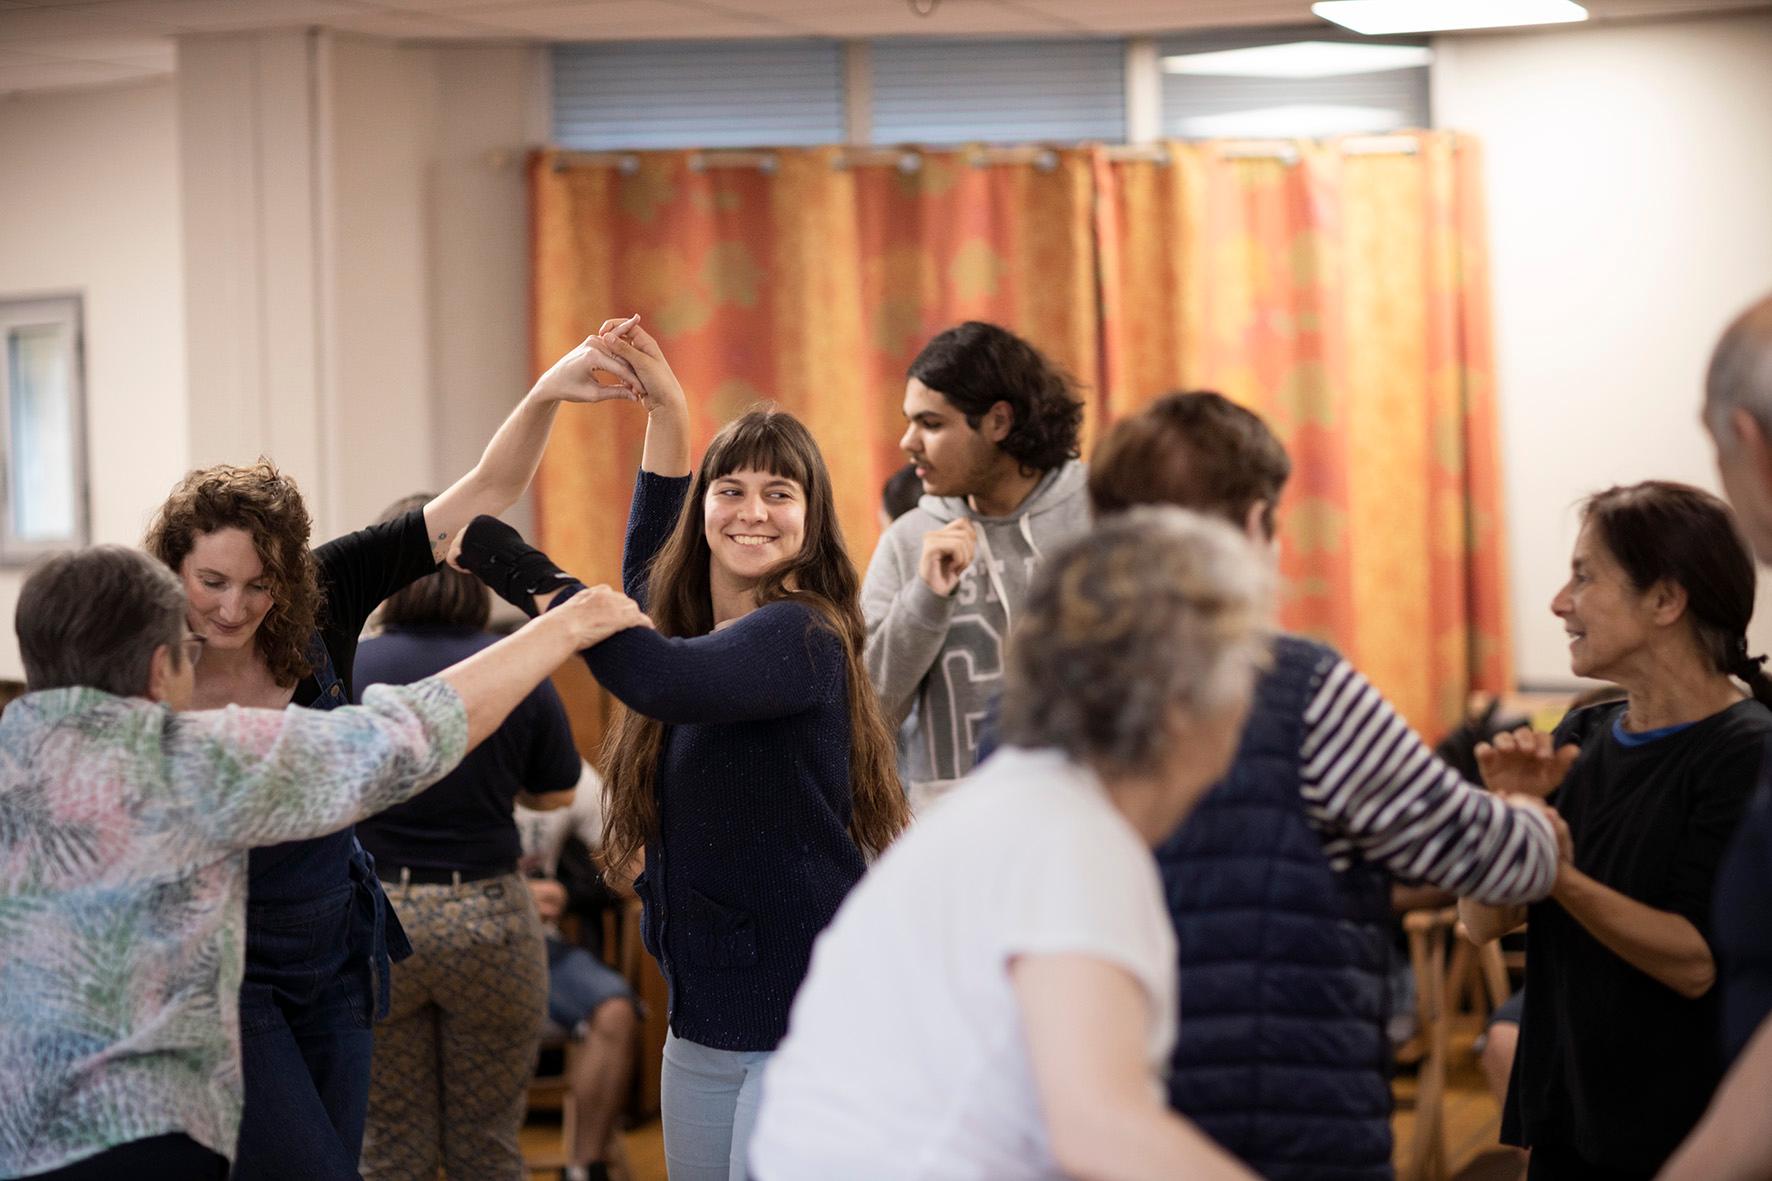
1018, 513, 1044, 565
969, 513, 1049, 638
971, 525, 1013, 635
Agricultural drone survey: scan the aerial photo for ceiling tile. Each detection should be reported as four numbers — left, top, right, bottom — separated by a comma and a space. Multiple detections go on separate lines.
768, 0, 1075, 37
6, 31, 168, 57
449, 0, 794, 38
352, 0, 564, 13
0, 5, 171, 41
0, 54, 153, 87
321, 6, 519, 37
1010, 0, 1309, 32
97, 0, 362, 32
1586, 0, 1772, 12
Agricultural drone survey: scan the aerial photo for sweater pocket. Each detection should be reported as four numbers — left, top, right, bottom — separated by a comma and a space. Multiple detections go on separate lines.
632, 871, 660, 962
680, 886, 759, 970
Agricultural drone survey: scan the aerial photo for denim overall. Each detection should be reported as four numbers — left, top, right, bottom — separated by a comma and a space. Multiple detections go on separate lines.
232, 636, 410, 1181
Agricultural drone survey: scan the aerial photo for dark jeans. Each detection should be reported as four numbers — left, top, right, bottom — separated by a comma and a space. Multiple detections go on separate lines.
233, 881, 376, 1181
27, 1134, 227, 1180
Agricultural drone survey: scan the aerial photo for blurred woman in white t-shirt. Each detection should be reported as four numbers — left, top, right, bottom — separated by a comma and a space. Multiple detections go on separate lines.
751, 507, 1269, 1181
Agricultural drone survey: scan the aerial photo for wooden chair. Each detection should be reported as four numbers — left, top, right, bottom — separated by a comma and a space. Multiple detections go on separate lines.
1400, 907, 1457, 1181
525, 1021, 583, 1178
604, 895, 668, 1121
525, 904, 647, 1178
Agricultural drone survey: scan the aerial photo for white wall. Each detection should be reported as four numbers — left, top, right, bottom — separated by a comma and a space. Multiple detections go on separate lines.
0, 78, 187, 679
426, 44, 547, 539
322, 34, 441, 528
179, 33, 539, 542
0, 37, 536, 680
1434, 11, 1772, 687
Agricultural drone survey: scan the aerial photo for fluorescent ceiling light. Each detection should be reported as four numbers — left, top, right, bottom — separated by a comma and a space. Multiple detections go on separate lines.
1312, 0, 1587, 34
1163, 41, 1433, 78
1178, 104, 1404, 139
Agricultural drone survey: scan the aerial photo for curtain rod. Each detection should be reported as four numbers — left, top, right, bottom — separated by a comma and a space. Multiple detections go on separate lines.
537, 135, 1431, 174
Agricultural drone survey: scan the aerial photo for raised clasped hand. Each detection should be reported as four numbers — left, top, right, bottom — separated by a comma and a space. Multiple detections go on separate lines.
593, 314, 687, 415
531, 332, 644, 406
1475, 726, 1581, 800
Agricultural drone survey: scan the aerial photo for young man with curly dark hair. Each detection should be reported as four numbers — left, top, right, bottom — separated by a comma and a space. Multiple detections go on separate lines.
861, 321, 1088, 808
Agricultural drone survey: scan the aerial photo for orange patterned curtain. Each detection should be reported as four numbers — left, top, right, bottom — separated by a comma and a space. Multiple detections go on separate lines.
531, 134, 1507, 746
1096, 132, 1509, 734
528, 147, 1097, 748
851, 149, 1102, 473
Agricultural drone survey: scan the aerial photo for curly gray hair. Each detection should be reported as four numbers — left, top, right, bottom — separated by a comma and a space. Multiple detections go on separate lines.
1000, 506, 1270, 774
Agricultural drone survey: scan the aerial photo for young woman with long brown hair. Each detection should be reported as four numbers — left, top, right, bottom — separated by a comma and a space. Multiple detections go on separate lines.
455, 316, 908, 1181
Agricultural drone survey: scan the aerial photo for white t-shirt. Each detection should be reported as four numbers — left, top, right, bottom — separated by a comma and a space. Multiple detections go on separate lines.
513, 760, 604, 876
750, 746, 1179, 1181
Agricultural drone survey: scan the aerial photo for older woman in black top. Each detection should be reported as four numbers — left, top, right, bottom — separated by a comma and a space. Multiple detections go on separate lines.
1462, 481, 1772, 1179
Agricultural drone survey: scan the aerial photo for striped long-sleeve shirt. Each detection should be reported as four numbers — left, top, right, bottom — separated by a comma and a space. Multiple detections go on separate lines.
1300, 658, 1559, 903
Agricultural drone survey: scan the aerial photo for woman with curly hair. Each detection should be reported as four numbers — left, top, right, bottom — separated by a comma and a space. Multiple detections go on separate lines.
860, 321, 1090, 809
453, 316, 909, 1181
142, 335, 641, 1181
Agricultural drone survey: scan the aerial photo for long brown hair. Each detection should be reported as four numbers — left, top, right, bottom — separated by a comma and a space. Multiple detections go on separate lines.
600, 407, 908, 876
143, 459, 321, 687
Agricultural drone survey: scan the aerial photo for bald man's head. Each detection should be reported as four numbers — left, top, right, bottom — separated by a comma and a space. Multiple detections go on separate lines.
1705, 292, 1772, 562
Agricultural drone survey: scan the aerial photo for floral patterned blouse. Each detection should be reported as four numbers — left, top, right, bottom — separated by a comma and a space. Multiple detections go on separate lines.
0, 677, 467, 1176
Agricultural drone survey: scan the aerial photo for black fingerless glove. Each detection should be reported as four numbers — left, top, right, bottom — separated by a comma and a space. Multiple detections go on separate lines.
455, 515, 580, 618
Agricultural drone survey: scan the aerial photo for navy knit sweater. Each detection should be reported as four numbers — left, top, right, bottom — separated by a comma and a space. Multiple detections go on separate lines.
570, 472, 864, 1051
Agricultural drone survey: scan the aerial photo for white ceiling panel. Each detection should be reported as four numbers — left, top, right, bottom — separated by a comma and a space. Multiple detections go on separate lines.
8, 32, 169, 57
96, 0, 363, 32
453, 0, 791, 38
356, 0, 566, 13
0, 53, 153, 86
0, 0, 1767, 99
1012, 0, 1309, 32
0, 5, 169, 41
321, 7, 519, 37
771, 0, 1079, 37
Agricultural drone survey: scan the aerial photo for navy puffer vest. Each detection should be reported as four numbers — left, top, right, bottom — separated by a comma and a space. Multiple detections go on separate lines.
1159, 634, 1395, 1180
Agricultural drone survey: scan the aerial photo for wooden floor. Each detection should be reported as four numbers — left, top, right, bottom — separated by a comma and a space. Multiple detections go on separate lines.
1392, 1044, 1529, 1181
522, 1022, 1524, 1181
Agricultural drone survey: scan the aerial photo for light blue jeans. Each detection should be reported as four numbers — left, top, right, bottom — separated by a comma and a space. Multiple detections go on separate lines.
661, 1032, 772, 1181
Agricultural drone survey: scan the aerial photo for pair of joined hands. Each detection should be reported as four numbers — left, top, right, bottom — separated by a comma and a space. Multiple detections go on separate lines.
524, 313, 674, 646
529, 312, 687, 414
448, 311, 690, 649
1477, 727, 1582, 863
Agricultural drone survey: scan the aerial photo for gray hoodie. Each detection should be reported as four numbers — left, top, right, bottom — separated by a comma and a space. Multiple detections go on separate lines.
861, 459, 1092, 792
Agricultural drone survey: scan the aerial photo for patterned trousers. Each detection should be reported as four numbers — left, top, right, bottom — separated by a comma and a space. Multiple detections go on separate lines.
360, 874, 549, 1181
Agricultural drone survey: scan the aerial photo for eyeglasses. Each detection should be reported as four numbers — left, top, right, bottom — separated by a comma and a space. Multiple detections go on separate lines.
181, 633, 207, 668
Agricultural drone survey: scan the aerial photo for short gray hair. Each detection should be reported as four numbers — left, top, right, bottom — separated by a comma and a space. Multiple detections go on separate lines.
17, 545, 187, 697
1706, 292, 1772, 443
1001, 506, 1270, 774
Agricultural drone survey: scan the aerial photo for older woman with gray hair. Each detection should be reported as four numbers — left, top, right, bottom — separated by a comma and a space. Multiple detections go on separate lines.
750, 509, 1267, 1181
0, 546, 648, 1181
